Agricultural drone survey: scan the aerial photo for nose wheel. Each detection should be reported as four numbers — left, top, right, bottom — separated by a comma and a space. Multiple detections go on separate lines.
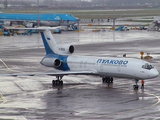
52, 76, 63, 86
133, 85, 139, 90
133, 79, 139, 90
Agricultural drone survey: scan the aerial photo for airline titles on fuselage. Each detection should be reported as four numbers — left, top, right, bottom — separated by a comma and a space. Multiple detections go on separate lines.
97, 59, 128, 67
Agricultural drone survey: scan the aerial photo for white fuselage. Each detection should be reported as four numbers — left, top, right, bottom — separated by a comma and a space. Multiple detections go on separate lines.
66, 55, 158, 80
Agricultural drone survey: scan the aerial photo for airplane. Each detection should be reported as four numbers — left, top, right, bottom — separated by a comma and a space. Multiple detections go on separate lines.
0, 13, 77, 28
0, 27, 159, 90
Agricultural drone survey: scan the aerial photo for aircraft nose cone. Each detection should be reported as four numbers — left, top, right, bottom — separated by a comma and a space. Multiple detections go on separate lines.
155, 70, 159, 77
151, 69, 159, 78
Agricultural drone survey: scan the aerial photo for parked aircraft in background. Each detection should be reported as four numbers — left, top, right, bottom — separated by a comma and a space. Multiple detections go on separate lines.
0, 13, 78, 27
0, 27, 159, 90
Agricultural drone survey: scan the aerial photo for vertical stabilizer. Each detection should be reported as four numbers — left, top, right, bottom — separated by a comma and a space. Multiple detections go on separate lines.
40, 29, 58, 55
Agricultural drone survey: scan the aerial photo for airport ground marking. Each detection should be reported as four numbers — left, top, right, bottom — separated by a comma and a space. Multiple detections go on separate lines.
0, 59, 19, 72
0, 59, 13, 71
0, 59, 17, 104
0, 93, 7, 104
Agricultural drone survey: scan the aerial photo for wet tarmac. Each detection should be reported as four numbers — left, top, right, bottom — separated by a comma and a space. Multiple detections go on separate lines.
0, 29, 160, 120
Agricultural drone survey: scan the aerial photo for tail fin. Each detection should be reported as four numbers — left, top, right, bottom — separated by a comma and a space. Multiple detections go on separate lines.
40, 29, 74, 55
40, 29, 58, 55
6, 27, 70, 55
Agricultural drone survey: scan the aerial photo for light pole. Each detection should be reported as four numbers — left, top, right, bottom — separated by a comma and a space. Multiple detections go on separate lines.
37, 0, 40, 27
4, 0, 7, 9
113, 0, 115, 29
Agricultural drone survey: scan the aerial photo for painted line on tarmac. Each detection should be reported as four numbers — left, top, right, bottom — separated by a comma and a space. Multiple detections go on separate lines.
0, 58, 14, 71
0, 58, 18, 104
0, 93, 7, 104
0, 59, 19, 72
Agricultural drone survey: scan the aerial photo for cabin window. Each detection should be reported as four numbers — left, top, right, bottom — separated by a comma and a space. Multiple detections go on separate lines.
142, 63, 154, 70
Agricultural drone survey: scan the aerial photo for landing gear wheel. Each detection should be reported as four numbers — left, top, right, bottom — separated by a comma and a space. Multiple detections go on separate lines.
52, 76, 64, 86
102, 77, 107, 83
56, 80, 59, 85
60, 81, 63, 85
133, 85, 139, 90
110, 77, 113, 83
133, 79, 139, 90
52, 80, 55, 86
102, 77, 113, 83
102, 78, 105, 83
52, 80, 63, 86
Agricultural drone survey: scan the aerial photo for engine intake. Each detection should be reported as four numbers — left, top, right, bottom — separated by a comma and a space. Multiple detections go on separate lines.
54, 59, 61, 67
69, 45, 74, 54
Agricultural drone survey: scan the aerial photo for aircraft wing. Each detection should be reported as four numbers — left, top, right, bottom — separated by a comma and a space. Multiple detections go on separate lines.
0, 70, 98, 77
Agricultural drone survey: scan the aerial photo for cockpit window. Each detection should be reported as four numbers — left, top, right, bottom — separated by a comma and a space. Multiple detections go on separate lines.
142, 63, 154, 70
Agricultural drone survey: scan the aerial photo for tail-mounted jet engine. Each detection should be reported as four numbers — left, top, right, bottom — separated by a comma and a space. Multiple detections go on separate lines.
57, 45, 74, 54
40, 58, 61, 68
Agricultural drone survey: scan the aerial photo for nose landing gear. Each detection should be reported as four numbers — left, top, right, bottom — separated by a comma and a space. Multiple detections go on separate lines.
133, 79, 139, 90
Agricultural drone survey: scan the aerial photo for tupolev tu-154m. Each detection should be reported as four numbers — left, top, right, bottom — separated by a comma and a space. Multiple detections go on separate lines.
0, 27, 159, 90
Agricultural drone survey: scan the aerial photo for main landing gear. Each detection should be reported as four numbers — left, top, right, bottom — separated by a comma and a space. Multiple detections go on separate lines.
52, 76, 63, 86
133, 79, 139, 90
102, 77, 113, 83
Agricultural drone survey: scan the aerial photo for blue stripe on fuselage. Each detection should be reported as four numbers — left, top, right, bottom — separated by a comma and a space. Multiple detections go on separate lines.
40, 31, 70, 71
